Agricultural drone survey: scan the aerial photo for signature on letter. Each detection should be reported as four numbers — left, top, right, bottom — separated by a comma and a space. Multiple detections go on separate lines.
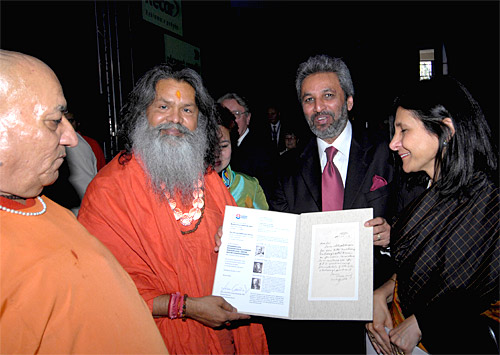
221, 282, 249, 295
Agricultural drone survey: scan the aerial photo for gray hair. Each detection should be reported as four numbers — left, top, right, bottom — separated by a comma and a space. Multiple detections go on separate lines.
216, 92, 251, 113
119, 64, 219, 171
295, 55, 355, 101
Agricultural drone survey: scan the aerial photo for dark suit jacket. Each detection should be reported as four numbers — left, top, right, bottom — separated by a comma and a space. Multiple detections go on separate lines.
264, 126, 396, 354
270, 127, 396, 284
269, 128, 395, 219
231, 128, 278, 199
263, 121, 287, 154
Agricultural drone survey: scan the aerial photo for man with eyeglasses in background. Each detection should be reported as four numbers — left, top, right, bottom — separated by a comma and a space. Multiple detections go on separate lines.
218, 93, 277, 199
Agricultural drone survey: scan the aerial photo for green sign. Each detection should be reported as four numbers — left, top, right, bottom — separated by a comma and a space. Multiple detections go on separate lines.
164, 34, 201, 72
142, 0, 182, 36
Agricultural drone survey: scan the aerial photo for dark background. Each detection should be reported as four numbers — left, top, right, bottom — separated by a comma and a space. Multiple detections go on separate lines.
1, 0, 498, 159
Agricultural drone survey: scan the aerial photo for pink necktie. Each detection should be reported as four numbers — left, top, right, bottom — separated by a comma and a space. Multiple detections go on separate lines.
322, 146, 344, 211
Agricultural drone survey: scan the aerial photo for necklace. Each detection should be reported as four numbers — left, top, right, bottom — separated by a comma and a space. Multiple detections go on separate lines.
0, 194, 25, 200
165, 180, 205, 233
0, 196, 47, 216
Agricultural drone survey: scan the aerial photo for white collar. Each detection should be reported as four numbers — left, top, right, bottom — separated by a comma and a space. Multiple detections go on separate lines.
238, 128, 250, 146
316, 120, 352, 159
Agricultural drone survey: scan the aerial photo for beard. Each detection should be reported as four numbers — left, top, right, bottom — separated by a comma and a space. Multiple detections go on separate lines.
307, 101, 349, 140
131, 116, 208, 205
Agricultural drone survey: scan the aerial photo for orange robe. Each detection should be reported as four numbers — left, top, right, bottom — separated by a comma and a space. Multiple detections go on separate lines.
78, 153, 268, 354
0, 196, 168, 354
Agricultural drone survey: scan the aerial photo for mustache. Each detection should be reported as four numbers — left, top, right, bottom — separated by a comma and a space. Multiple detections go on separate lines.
154, 122, 192, 136
311, 110, 336, 120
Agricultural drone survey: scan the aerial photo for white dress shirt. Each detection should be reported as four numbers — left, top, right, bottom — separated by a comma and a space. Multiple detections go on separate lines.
316, 120, 352, 187
237, 128, 250, 147
271, 122, 281, 144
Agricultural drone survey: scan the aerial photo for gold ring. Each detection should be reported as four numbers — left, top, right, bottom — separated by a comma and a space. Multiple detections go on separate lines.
377, 234, 381, 241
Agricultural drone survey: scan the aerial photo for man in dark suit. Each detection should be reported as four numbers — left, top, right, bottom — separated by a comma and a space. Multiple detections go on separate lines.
263, 102, 286, 154
217, 93, 277, 199
266, 55, 395, 354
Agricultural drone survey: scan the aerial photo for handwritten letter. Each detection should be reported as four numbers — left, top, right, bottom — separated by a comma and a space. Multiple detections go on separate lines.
308, 222, 359, 300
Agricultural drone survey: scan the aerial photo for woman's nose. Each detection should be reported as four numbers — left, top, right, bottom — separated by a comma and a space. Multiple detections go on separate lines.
389, 133, 401, 151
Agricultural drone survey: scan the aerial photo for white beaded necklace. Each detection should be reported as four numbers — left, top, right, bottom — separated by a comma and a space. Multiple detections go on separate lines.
0, 196, 47, 216
165, 186, 204, 227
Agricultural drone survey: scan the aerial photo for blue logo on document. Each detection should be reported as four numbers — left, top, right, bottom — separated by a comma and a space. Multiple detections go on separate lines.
235, 214, 247, 220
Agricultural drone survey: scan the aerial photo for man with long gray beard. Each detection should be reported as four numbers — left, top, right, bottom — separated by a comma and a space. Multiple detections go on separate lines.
78, 65, 268, 354
266, 55, 396, 354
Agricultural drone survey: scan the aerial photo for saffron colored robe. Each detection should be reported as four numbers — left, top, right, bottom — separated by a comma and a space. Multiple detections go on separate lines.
78, 153, 268, 354
0, 196, 168, 354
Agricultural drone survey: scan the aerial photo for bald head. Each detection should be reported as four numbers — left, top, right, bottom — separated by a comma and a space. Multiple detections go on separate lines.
0, 50, 56, 106
0, 50, 78, 198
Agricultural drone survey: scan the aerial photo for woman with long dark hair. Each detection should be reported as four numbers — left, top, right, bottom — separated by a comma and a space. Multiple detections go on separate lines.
366, 76, 499, 354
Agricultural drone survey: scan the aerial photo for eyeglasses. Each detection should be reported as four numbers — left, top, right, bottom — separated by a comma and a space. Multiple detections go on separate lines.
231, 110, 248, 118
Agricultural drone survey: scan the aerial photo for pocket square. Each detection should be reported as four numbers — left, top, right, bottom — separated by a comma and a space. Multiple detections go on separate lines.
370, 175, 387, 191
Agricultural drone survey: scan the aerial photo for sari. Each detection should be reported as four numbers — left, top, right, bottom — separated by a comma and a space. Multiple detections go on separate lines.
390, 171, 499, 353
221, 165, 269, 210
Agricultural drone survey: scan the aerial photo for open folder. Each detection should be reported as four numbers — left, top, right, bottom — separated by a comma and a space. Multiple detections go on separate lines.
212, 206, 373, 320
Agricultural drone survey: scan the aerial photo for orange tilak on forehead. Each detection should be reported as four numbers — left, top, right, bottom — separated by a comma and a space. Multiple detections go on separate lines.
176, 90, 181, 99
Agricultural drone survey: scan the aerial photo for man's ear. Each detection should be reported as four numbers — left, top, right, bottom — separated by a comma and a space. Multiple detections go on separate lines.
247, 113, 251, 124
442, 117, 455, 137
347, 96, 354, 111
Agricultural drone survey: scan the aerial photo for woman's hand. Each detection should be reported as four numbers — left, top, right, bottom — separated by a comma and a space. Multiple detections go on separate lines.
366, 290, 394, 354
389, 315, 422, 355
186, 295, 250, 328
366, 276, 397, 354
